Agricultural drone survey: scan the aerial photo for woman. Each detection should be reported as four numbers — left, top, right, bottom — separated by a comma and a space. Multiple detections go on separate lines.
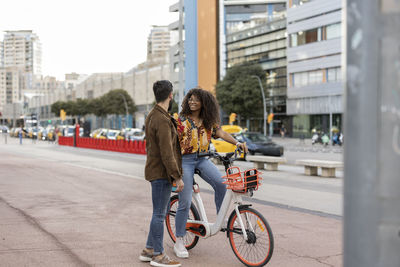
173, 88, 247, 259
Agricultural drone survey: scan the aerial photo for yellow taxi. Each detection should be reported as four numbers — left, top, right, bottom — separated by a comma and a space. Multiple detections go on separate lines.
210, 125, 245, 158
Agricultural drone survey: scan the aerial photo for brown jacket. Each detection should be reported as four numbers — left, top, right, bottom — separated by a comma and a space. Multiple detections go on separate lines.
144, 104, 182, 183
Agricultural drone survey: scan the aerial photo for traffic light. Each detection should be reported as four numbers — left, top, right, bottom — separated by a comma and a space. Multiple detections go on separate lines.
60, 109, 66, 121
267, 113, 274, 124
229, 113, 237, 125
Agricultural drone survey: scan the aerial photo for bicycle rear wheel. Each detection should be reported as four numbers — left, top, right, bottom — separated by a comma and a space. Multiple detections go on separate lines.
227, 207, 274, 266
165, 195, 200, 250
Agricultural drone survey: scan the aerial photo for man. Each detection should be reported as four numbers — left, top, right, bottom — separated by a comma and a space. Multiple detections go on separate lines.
139, 80, 184, 267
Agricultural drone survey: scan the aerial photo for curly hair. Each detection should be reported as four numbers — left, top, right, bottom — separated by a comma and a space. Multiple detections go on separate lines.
180, 87, 220, 131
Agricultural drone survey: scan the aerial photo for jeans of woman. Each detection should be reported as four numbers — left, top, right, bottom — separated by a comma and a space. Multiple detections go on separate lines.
175, 153, 227, 237
146, 178, 172, 255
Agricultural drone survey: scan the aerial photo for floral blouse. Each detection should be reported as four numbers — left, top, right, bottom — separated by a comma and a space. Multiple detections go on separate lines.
177, 115, 220, 155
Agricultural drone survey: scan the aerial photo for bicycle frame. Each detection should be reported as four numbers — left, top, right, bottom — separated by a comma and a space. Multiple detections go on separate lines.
187, 183, 250, 241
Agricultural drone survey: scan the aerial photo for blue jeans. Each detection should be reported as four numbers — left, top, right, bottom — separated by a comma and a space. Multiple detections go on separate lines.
146, 179, 172, 255
175, 153, 226, 237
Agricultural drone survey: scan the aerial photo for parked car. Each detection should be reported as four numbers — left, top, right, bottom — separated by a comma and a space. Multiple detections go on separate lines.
210, 125, 283, 157
91, 128, 108, 139
235, 132, 284, 157
106, 129, 120, 140
46, 127, 56, 141
125, 128, 145, 141
0, 125, 9, 133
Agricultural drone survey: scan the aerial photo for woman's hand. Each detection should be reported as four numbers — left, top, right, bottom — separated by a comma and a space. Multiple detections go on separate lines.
236, 142, 248, 154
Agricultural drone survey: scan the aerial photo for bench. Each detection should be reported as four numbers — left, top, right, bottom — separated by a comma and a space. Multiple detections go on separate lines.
296, 159, 343, 178
247, 155, 287, 171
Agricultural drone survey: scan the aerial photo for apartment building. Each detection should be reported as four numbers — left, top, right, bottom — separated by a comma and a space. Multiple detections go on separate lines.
286, 0, 343, 137
3, 30, 42, 77
0, 41, 3, 67
0, 31, 42, 122
168, 2, 185, 97
147, 26, 171, 62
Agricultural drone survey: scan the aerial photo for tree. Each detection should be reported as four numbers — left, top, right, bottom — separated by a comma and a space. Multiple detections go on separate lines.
75, 98, 91, 117
103, 89, 136, 115
216, 63, 266, 120
51, 101, 63, 116
51, 101, 70, 117
89, 97, 108, 118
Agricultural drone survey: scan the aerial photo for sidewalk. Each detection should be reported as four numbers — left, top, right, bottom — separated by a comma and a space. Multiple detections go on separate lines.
0, 139, 342, 266
271, 136, 343, 154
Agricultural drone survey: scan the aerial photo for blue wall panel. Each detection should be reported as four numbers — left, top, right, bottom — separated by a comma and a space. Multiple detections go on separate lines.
184, 0, 198, 93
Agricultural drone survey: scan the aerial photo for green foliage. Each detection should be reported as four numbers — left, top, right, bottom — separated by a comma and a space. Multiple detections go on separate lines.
170, 93, 179, 114
50, 101, 63, 116
89, 97, 108, 118
216, 63, 266, 120
102, 89, 137, 115
50, 89, 136, 118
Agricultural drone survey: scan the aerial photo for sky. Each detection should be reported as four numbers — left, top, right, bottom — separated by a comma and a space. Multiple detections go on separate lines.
0, 0, 177, 80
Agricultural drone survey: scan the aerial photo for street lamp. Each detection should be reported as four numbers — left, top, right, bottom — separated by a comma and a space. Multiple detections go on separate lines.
118, 93, 129, 128
24, 93, 43, 143
251, 75, 267, 136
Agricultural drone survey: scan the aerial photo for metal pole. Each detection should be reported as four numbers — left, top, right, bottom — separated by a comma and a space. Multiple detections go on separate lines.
269, 83, 273, 138
329, 94, 332, 143
251, 75, 266, 136
178, 0, 184, 112
345, 0, 400, 266
118, 93, 129, 128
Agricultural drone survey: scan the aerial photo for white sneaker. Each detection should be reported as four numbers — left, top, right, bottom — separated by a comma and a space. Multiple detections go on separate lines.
173, 237, 189, 258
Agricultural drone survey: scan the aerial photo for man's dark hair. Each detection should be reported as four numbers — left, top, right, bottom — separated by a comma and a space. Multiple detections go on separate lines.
153, 80, 173, 103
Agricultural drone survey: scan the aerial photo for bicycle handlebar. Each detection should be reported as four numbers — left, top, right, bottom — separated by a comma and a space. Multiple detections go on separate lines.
198, 147, 244, 162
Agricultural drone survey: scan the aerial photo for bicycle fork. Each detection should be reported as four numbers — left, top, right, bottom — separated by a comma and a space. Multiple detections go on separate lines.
234, 205, 249, 241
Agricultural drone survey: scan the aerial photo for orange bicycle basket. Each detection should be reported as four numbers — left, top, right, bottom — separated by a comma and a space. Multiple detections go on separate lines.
222, 167, 262, 193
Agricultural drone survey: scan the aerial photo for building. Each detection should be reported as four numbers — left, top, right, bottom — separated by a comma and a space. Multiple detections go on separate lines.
0, 41, 3, 67
3, 30, 42, 77
286, 0, 343, 137
168, 2, 185, 101
0, 30, 42, 124
73, 59, 170, 130
226, 17, 287, 132
147, 26, 171, 62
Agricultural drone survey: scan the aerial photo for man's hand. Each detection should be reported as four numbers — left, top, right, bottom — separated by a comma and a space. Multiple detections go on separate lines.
174, 179, 184, 192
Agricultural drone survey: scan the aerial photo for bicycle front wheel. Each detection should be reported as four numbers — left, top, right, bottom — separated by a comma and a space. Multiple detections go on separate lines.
165, 195, 200, 250
227, 207, 274, 266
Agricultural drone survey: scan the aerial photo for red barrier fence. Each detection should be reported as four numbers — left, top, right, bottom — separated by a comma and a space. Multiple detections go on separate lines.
58, 136, 146, 155
58, 136, 74, 147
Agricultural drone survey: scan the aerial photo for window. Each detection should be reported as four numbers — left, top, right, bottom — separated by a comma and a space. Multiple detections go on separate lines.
174, 62, 179, 72
327, 67, 341, 82
292, 69, 325, 87
305, 28, 318, 44
290, 23, 341, 47
326, 23, 341, 40
309, 70, 323, 84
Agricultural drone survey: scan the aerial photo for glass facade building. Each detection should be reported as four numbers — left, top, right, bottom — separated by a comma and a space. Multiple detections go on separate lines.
226, 14, 288, 133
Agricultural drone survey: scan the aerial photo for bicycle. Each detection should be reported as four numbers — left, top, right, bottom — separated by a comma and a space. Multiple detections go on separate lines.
166, 149, 274, 266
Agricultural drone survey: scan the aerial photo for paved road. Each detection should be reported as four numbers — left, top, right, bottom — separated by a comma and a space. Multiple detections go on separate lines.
0, 138, 342, 266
